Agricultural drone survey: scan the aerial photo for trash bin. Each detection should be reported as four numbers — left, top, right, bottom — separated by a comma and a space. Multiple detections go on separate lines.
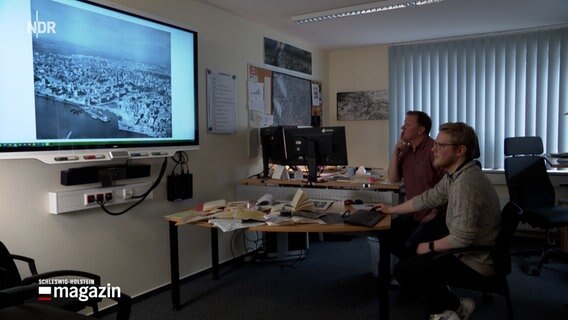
367, 236, 398, 278
367, 236, 380, 277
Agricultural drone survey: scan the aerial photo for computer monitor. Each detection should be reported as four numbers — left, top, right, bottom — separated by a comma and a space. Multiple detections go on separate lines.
283, 126, 348, 182
259, 126, 288, 178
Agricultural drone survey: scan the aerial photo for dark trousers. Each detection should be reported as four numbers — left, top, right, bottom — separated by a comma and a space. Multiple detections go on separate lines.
390, 214, 448, 258
394, 252, 484, 314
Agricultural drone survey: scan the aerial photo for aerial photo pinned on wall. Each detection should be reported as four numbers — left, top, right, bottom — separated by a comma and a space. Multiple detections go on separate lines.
272, 72, 312, 126
337, 90, 389, 121
32, 0, 173, 139
264, 37, 312, 75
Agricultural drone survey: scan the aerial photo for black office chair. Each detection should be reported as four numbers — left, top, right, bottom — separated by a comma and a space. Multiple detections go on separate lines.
504, 136, 568, 276
433, 202, 523, 320
0, 241, 131, 319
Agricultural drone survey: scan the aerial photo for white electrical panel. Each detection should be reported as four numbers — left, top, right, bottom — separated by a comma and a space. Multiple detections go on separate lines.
48, 182, 153, 214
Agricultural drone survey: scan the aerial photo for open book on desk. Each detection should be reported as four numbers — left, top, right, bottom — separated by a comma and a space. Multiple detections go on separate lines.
289, 188, 316, 212
264, 215, 325, 226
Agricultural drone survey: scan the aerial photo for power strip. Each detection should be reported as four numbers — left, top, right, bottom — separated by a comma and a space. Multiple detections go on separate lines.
48, 182, 153, 214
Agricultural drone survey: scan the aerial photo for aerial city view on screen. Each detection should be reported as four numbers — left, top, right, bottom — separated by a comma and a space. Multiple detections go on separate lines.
31, 0, 173, 140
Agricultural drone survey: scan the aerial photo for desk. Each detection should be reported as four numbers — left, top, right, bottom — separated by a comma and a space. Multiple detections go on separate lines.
166, 207, 392, 320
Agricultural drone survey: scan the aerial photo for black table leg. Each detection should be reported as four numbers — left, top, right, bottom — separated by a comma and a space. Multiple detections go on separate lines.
169, 221, 180, 310
211, 228, 219, 280
378, 231, 390, 320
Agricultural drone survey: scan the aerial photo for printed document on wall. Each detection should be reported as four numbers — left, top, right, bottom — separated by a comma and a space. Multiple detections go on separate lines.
206, 69, 237, 134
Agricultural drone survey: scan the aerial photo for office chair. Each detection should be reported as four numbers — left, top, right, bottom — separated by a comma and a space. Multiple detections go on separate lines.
504, 136, 568, 276
0, 240, 131, 319
433, 202, 523, 320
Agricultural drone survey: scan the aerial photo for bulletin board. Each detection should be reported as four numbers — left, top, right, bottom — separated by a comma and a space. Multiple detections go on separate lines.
247, 64, 322, 129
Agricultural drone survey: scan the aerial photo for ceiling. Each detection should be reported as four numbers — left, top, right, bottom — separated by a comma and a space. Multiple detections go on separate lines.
198, 0, 568, 50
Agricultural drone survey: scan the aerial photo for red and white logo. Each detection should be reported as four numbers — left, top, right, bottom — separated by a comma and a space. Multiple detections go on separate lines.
38, 286, 52, 301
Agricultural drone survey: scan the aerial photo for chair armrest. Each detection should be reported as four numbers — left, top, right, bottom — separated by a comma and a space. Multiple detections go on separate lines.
11, 254, 38, 275
432, 245, 495, 260
21, 270, 101, 286
0, 283, 39, 309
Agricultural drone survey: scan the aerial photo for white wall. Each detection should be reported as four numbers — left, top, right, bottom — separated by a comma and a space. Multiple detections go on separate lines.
328, 46, 390, 169
0, 0, 327, 306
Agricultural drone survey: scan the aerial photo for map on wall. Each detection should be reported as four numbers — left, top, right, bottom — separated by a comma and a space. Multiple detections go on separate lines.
264, 37, 312, 75
272, 72, 312, 126
337, 90, 389, 121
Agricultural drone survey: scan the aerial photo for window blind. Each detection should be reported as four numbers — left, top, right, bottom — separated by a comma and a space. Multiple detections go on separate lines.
389, 27, 568, 169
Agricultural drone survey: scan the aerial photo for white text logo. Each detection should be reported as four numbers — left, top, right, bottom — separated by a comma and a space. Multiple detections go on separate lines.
27, 10, 56, 38
38, 282, 121, 302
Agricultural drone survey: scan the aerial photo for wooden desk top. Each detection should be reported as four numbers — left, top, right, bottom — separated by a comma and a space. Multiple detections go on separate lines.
240, 177, 400, 191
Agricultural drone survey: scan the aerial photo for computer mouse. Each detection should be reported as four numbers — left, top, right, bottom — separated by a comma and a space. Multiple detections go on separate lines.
344, 199, 354, 205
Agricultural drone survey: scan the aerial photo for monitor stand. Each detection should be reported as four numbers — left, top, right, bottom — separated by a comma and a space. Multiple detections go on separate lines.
265, 232, 308, 261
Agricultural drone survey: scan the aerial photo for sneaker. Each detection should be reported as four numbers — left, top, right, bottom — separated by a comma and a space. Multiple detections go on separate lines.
457, 298, 476, 320
429, 310, 460, 320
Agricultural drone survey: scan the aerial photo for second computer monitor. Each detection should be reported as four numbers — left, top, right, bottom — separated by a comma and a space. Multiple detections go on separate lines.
283, 126, 348, 182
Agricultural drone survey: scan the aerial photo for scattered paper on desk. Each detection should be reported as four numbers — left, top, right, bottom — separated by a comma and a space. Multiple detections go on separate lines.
232, 209, 266, 221
209, 211, 233, 219
255, 193, 274, 206
164, 210, 204, 226
265, 216, 295, 226
293, 211, 326, 219
227, 201, 251, 209
291, 216, 325, 224
203, 199, 227, 212
208, 219, 265, 232
269, 203, 289, 215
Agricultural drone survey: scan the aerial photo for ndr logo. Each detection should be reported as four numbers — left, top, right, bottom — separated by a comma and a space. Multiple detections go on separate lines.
27, 10, 56, 38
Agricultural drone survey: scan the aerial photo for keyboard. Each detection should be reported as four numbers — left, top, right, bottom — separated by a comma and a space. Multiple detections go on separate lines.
550, 152, 568, 158
343, 209, 386, 227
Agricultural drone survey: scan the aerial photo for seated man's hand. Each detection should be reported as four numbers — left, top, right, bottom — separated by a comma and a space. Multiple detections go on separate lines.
373, 203, 391, 214
416, 242, 430, 255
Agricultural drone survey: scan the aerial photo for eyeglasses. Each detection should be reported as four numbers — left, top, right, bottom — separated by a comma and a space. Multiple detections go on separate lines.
433, 141, 459, 149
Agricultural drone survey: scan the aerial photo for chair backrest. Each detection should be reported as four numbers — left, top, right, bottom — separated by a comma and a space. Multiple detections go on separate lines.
493, 202, 523, 276
0, 242, 23, 290
504, 136, 555, 208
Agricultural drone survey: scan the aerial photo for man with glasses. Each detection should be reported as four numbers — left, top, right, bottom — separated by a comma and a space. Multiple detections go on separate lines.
386, 111, 446, 259
376, 122, 501, 320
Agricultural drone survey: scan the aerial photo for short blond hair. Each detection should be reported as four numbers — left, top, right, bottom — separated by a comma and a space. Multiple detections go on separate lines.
439, 122, 479, 160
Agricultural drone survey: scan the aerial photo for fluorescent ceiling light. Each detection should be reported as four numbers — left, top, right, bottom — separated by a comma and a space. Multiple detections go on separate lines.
292, 0, 447, 24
